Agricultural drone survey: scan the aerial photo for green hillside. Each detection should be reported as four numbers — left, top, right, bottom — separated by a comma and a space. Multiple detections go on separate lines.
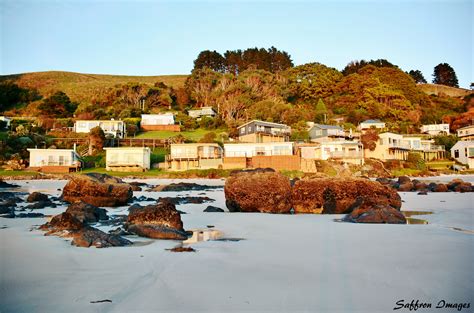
0, 71, 188, 105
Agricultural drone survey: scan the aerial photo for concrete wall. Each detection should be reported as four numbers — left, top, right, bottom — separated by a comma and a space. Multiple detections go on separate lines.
141, 125, 181, 131
251, 155, 300, 171
223, 157, 247, 169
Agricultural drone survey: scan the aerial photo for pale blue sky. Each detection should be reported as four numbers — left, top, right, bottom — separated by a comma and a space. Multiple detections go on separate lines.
1, 0, 472, 87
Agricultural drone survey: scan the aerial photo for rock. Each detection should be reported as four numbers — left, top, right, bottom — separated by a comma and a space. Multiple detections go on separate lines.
454, 182, 473, 193
203, 206, 224, 213
417, 191, 428, 195
150, 182, 222, 192
432, 183, 448, 192
40, 212, 131, 248
0, 206, 14, 215
128, 203, 143, 214
108, 227, 131, 236
65, 201, 109, 223
229, 168, 275, 176
130, 185, 142, 192
375, 177, 393, 185
167, 246, 196, 252
15, 212, 45, 218
344, 205, 406, 224
398, 182, 414, 192
0, 180, 19, 188
157, 196, 215, 205
224, 171, 292, 213
134, 195, 155, 202
125, 201, 187, 240
397, 176, 411, 185
414, 182, 428, 191
25, 200, 56, 210
292, 178, 402, 214
27, 192, 50, 202
61, 173, 133, 207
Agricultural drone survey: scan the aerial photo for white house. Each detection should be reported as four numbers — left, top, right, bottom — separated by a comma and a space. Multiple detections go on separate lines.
224, 142, 293, 157
357, 119, 386, 131
141, 113, 175, 126
0, 116, 11, 129
104, 147, 151, 172
74, 119, 126, 138
27, 148, 81, 171
421, 123, 450, 136
457, 125, 474, 141
451, 141, 474, 169
188, 107, 217, 119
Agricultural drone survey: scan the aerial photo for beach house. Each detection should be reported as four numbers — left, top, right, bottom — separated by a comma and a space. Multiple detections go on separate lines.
420, 123, 450, 136
104, 147, 151, 172
74, 119, 126, 138
141, 113, 180, 131
27, 148, 81, 172
450, 141, 474, 169
308, 124, 345, 142
357, 119, 386, 131
456, 125, 474, 141
237, 120, 291, 143
162, 143, 223, 171
188, 107, 217, 119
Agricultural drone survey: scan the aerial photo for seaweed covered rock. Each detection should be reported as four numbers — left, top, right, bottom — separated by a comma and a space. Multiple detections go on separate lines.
65, 201, 109, 223
27, 192, 50, 203
292, 178, 401, 214
61, 173, 132, 207
125, 201, 187, 240
224, 171, 292, 213
344, 204, 407, 224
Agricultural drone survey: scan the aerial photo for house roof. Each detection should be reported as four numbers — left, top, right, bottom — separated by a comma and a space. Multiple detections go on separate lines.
361, 119, 384, 124
141, 113, 174, 117
104, 147, 151, 151
451, 140, 474, 150
457, 124, 474, 130
237, 120, 290, 129
75, 119, 124, 123
311, 124, 343, 130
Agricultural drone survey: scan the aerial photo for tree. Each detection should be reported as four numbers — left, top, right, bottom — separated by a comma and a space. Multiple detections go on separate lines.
0, 81, 41, 112
408, 70, 427, 84
342, 59, 396, 76
193, 50, 226, 73
314, 99, 328, 123
361, 129, 379, 151
432, 63, 459, 87
88, 126, 105, 155
38, 91, 77, 117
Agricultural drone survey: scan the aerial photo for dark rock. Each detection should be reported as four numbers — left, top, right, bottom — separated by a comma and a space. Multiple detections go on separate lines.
291, 178, 402, 214
27, 192, 50, 203
375, 177, 393, 185
108, 227, 131, 236
125, 201, 187, 240
417, 191, 428, 195
224, 171, 292, 213
397, 176, 411, 185
167, 246, 196, 252
130, 185, 142, 191
397, 182, 414, 192
454, 182, 473, 193
0, 180, 19, 188
25, 200, 56, 210
204, 206, 224, 213
128, 203, 143, 214
151, 182, 222, 192
0, 206, 14, 215
0, 191, 24, 202
71, 227, 132, 248
134, 195, 155, 202
344, 204, 407, 224
65, 201, 109, 223
15, 212, 45, 218
61, 173, 132, 207
157, 196, 215, 205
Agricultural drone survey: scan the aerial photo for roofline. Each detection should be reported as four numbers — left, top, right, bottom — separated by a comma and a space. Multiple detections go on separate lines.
457, 125, 474, 130
237, 120, 290, 129
75, 120, 124, 122
27, 148, 76, 152
104, 147, 151, 150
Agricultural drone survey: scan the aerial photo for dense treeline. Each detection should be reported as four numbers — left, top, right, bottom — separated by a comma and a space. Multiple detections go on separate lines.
0, 48, 470, 136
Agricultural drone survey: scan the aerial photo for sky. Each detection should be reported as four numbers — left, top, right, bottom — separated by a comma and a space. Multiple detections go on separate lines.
0, 0, 472, 87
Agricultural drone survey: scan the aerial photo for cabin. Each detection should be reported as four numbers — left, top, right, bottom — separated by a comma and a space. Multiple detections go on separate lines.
309, 124, 345, 142
357, 119, 386, 131
162, 143, 223, 171
457, 125, 474, 141
27, 148, 81, 173
188, 107, 217, 119
420, 123, 450, 136
223, 142, 298, 170
450, 141, 474, 169
74, 119, 126, 138
298, 141, 364, 165
141, 113, 180, 131
104, 147, 151, 172
237, 120, 291, 143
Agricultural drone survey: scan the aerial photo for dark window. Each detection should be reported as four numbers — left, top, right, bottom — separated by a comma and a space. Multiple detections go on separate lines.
454, 150, 459, 158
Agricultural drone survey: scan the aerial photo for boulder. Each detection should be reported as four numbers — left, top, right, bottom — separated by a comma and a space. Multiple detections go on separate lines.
61, 173, 133, 207
15, 212, 45, 218
0, 180, 19, 188
39, 212, 131, 248
27, 192, 50, 202
151, 182, 222, 192
203, 206, 225, 213
375, 177, 393, 185
65, 201, 109, 223
454, 182, 473, 193
125, 201, 187, 240
292, 178, 401, 214
432, 183, 448, 192
397, 182, 414, 192
397, 176, 411, 185
344, 205, 406, 224
413, 182, 428, 191
224, 171, 292, 213
25, 200, 56, 210
157, 196, 215, 205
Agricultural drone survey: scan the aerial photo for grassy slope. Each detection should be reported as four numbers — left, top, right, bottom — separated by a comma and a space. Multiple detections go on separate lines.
134, 128, 227, 141
417, 84, 473, 97
0, 71, 188, 105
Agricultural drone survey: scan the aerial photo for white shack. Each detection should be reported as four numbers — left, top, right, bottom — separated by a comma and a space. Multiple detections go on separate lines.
450, 141, 474, 169
104, 147, 151, 172
224, 142, 293, 157
27, 148, 81, 172
74, 119, 126, 138
141, 113, 175, 126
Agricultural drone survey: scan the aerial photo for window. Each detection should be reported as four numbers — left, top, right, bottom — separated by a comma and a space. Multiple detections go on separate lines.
454, 150, 459, 158
469, 147, 474, 157
256, 147, 265, 156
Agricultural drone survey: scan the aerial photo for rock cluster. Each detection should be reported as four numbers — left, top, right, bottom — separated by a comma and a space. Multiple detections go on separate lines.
61, 173, 133, 207
377, 176, 473, 193
125, 201, 187, 240
65, 201, 109, 223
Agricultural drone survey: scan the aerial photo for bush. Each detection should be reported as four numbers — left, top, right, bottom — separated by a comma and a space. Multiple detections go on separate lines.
407, 152, 426, 170
199, 132, 217, 143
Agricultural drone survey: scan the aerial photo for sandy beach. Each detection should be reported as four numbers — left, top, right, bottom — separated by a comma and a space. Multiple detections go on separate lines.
0, 177, 473, 313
